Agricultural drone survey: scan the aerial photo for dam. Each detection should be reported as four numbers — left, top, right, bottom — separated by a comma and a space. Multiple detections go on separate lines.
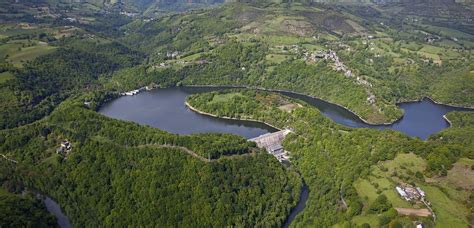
249, 129, 292, 162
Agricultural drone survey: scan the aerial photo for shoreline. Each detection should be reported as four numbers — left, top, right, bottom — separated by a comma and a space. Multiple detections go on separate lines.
443, 114, 453, 127
398, 96, 474, 110
184, 101, 282, 132
183, 84, 474, 126
184, 84, 400, 126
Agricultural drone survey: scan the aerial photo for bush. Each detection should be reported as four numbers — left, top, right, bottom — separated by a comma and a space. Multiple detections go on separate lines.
369, 194, 392, 214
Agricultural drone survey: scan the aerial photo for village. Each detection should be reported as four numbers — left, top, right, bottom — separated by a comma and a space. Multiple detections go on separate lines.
303, 49, 376, 104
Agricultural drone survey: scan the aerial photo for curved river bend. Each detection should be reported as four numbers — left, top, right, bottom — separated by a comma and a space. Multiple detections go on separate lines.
100, 86, 473, 140
98, 86, 473, 227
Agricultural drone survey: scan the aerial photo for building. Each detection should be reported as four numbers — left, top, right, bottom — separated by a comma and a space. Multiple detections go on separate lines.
416, 187, 425, 197
396, 186, 409, 201
249, 129, 292, 162
57, 140, 72, 154
396, 184, 425, 201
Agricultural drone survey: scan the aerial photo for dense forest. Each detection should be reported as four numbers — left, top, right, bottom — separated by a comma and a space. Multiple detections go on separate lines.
0, 96, 302, 226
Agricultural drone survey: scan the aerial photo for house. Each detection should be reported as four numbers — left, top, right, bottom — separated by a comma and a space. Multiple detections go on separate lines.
396, 186, 409, 201
416, 187, 425, 197
57, 140, 72, 154
61, 140, 71, 150
268, 144, 284, 155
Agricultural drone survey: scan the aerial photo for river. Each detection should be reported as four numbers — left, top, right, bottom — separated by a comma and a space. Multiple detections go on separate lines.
98, 86, 473, 227
100, 86, 473, 140
44, 196, 73, 228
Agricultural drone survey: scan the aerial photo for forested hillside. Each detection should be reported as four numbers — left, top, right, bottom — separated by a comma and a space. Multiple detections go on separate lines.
0, 96, 301, 226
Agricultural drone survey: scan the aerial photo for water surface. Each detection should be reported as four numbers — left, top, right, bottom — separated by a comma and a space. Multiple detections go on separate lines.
44, 196, 73, 228
100, 87, 472, 140
99, 87, 277, 139
279, 92, 472, 139
98, 86, 473, 227
282, 184, 309, 228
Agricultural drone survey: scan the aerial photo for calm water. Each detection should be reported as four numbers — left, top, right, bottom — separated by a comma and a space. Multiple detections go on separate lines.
379, 99, 472, 139
99, 87, 277, 139
44, 196, 73, 228
278, 92, 472, 140
100, 87, 472, 140
282, 184, 309, 228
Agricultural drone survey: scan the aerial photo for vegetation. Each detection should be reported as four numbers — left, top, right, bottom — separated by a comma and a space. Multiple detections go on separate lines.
0, 185, 57, 227
187, 89, 474, 226
0, 95, 301, 227
0, 0, 473, 227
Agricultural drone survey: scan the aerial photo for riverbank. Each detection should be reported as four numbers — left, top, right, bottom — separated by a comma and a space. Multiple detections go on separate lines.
184, 101, 282, 132
99, 86, 474, 140
399, 96, 474, 110
183, 84, 474, 126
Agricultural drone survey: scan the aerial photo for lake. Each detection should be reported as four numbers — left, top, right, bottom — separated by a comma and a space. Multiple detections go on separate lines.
100, 86, 472, 140
280, 91, 473, 140
99, 87, 278, 139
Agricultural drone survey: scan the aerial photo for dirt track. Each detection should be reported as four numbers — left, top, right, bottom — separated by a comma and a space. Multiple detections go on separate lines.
395, 208, 432, 217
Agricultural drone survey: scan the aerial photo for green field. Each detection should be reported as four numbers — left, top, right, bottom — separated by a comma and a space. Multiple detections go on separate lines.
265, 54, 289, 64
7, 45, 56, 67
0, 42, 23, 59
351, 214, 381, 227
0, 71, 14, 84
353, 153, 470, 226
210, 92, 243, 103
419, 184, 469, 227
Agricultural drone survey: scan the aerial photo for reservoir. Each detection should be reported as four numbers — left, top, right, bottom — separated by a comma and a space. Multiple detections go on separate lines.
99, 87, 277, 139
99, 86, 472, 140
281, 92, 473, 140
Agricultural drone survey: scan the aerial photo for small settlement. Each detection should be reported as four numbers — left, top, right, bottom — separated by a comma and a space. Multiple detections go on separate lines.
249, 129, 292, 162
304, 49, 376, 104
395, 184, 426, 202
394, 183, 435, 221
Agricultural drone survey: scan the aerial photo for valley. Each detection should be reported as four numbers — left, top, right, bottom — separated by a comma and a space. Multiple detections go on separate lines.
0, 0, 473, 227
